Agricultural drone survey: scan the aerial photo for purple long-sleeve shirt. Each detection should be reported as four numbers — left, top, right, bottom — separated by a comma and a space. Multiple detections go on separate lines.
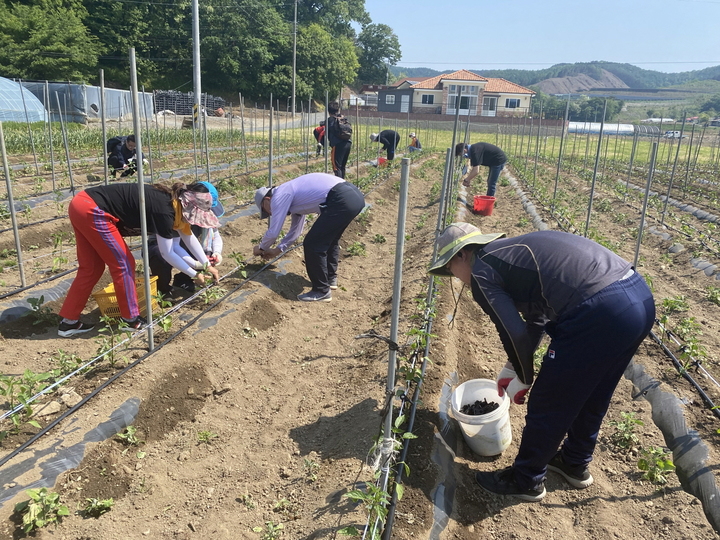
259, 173, 344, 251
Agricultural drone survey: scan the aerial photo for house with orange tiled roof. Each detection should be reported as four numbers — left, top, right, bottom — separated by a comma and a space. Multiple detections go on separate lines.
377, 69, 534, 117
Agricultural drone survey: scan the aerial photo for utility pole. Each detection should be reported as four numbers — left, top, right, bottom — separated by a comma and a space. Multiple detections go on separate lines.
192, 0, 202, 181
291, 0, 297, 117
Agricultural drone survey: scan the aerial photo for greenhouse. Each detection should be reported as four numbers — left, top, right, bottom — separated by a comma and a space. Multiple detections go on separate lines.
0, 77, 48, 123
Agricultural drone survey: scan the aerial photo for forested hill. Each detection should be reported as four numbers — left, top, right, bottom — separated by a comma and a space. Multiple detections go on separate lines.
390, 62, 720, 88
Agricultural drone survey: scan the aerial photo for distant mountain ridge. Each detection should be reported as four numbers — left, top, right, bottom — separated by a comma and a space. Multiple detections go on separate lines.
389, 62, 720, 90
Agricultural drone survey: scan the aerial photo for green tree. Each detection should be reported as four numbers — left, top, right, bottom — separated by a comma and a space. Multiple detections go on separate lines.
699, 93, 720, 114
296, 24, 359, 100
0, 1, 101, 81
355, 23, 401, 85
294, 0, 370, 38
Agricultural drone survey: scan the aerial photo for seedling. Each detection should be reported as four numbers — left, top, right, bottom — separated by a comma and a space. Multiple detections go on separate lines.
252, 521, 284, 539
83, 497, 114, 517
230, 251, 249, 278
197, 430, 219, 444
372, 234, 386, 244
637, 446, 675, 485
14, 488, 69, 533
25, 296, 59, 326
116, 425, 143, 446
344, 482, 393, 538
239, 493, 256, 509
608, 411, 643, 449
303, 458, 320, 482
154, 293, 173, 333
347, 242, 366, 257
200, 286, 228, 304
707, 286, 720, 306
662, 295, 690, 314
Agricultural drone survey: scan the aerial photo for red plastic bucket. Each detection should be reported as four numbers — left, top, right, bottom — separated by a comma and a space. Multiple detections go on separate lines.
474, 195, 496, 216
377, 157, 388, 167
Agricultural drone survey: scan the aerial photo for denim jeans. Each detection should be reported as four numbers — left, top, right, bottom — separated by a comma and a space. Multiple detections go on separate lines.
486, 163, 505, 197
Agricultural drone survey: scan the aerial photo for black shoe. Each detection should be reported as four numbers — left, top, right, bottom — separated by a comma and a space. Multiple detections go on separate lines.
58, 320, 95, 338
475, 467, 546, 502
547, 453, 594, 488
121, 316, 147, 330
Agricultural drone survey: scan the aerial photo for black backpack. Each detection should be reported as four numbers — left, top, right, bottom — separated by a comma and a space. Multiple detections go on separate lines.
335, 116, 352, 141
106, 136, 123, 153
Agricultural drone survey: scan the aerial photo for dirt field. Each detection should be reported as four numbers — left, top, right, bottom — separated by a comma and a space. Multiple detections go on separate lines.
1, 149, 720, 540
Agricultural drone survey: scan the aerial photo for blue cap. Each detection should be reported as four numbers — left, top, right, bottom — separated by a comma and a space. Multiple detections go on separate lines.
199, 181, 225, 217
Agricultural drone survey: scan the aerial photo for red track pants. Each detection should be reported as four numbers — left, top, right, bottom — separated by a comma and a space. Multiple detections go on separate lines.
59, 191, 139, 321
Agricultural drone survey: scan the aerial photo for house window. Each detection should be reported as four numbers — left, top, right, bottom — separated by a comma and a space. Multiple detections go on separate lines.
385, 95, 396, 105
449, 85, 456, 92
421, 94, 434, 105
506, 98, 521, 109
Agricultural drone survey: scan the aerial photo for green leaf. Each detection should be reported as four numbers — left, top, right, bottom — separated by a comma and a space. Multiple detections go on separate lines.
27, 420, 41, 429
395, 483, 404, 501
338, 525, 361, 536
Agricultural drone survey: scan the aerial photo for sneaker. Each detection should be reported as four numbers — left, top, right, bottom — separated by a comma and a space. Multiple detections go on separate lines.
547, 452, 594, 488
297, 290, 332, 302
58, 320, 95, 338
329, 277, 338, 290
121, 316, 147, 330
475, 467, 546, 502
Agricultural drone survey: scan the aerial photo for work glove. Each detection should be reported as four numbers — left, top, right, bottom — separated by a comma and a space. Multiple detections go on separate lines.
211, 253, 222, 266
496, 363, 531, 405
142, 158, 149, 166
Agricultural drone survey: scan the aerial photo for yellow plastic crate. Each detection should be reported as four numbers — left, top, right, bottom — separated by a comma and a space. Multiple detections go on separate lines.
92, 276, 159, 318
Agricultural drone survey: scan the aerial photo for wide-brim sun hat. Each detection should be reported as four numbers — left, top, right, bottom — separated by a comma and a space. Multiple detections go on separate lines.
428, 222, 505, 276
199, 181, 225, 217
370, 133, 378, 141
254, 186, 272, 219
180, 191, 220, 229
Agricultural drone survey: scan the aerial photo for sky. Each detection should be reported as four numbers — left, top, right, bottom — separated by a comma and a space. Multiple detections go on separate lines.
361, 0, 720, 74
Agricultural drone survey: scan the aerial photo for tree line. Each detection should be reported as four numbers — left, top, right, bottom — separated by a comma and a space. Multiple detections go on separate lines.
0, 0, 401, 102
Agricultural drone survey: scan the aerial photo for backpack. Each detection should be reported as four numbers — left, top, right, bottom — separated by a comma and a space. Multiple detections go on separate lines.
106, 136, 123, 153
335, 116, 352, 141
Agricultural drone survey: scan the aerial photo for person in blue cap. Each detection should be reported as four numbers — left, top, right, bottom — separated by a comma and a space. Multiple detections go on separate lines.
148, 181, 225, 297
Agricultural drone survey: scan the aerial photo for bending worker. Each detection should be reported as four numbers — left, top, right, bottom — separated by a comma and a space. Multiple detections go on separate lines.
456, 141, 507, 197
370, 129, 401, 161
253, 172, 365, 303
58, 182, 220, 337
428, 223, 655, 501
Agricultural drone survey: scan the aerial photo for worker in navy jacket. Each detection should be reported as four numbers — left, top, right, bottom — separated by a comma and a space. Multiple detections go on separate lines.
370, 129, 401, 160
107, 134, 147, 178
429, 223, 655, 502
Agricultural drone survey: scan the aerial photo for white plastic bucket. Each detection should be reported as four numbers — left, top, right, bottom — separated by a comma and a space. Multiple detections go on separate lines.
450, 378, 512, 456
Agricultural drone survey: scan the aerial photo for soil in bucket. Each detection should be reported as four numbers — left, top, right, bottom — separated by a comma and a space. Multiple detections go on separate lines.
451, 378, 511, 456
473, 195, 496, 216
460, 398, 499, 416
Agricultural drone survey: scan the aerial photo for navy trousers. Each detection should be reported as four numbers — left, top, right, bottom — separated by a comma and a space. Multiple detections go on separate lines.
303, 182, 365, 294
512, 271, 655, 490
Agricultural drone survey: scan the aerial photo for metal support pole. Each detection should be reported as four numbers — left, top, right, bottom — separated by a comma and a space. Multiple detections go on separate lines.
583, 99, 607, 237
324, 91, 329, 174
0, 122, 27, 287
635, 142, 658, 268
100, 70, 109, 185
381, 157, 410, 509
660, 115, 686, 227
18, 79, 40, 175
55, 91, 75, 193
45, 81, 56, 190
141, 85, 155, 183
551, 97, 570, 211
268, 106, 274, 187
130, 48, 154, 351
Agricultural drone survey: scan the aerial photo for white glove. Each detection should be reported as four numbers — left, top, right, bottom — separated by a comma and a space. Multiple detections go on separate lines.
142, 158, 149, 166
211, 253, 222, 266
496, 363, 531, 405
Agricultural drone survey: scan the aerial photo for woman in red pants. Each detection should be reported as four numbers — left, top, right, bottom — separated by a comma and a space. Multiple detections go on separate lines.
58, 182, 220, 337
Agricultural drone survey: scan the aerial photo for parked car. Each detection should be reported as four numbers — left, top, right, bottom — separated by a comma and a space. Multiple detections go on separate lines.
663, 131, 686, 139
